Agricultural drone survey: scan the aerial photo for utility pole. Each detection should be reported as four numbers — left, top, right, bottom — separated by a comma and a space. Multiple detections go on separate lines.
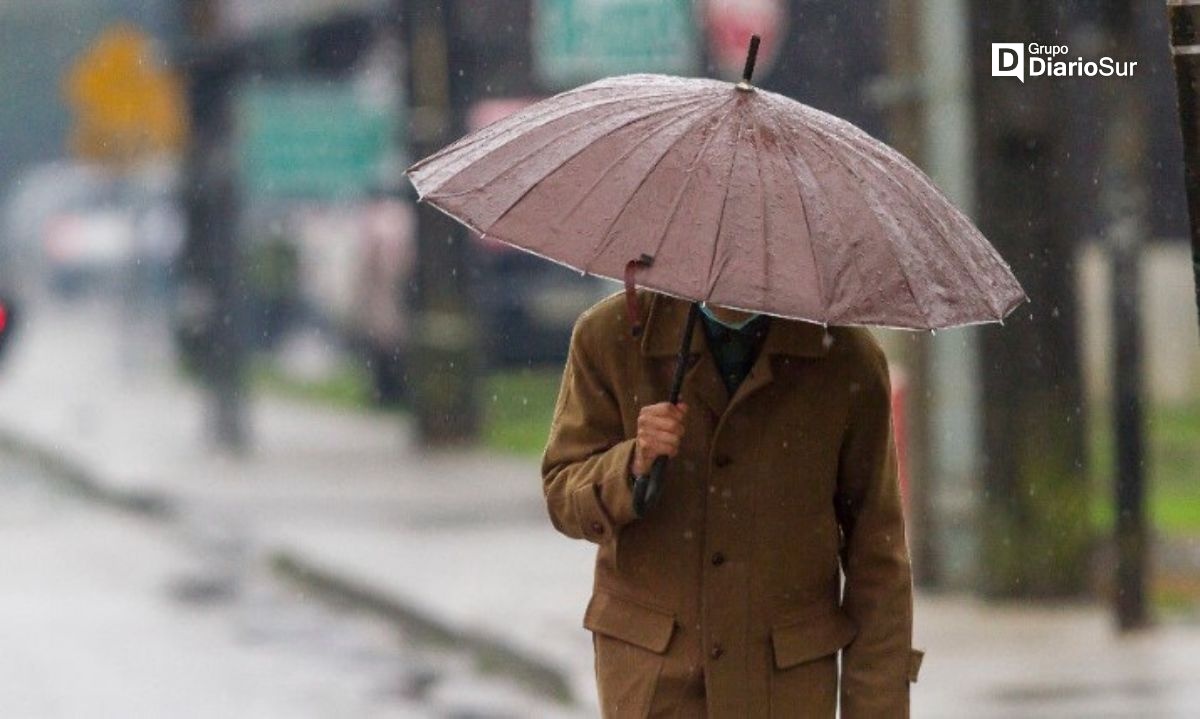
880, 0, 939, 588
178, 0, 249, 452
882, 0, 987, 591
970, 3, 1092, 598
402, 0, 481, 446
920, 0, 984, 592
1167, 0, 1200, 335
1104, 0, 1151, 631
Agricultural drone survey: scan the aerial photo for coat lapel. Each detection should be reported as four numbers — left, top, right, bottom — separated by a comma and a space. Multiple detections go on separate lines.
639, 292, 833, 419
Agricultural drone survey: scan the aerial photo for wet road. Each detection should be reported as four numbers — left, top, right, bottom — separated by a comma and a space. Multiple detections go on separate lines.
0, 451, 572, 719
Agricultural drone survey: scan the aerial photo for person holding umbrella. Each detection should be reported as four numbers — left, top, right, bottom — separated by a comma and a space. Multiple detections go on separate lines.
540, 287, 917, 717
407, 36, 1024, 718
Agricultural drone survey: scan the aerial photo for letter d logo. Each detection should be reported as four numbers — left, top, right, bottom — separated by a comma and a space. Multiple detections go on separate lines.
992, 43, 1025, 82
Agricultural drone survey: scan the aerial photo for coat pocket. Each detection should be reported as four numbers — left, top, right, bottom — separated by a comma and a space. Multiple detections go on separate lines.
770, 604, 858, 669
769, 605, 857, 716
583, 590, 677, 653
585, 590, 677, 719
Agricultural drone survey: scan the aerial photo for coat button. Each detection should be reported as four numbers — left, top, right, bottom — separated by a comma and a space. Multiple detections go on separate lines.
711, 551, 726, 566
590, 522, 605, 535
710, 644, 725, 660
714, 454, 732, 468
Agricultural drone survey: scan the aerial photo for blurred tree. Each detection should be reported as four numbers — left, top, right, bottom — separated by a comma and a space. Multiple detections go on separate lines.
971, 3, 1092, 598
402, 0, 482, 445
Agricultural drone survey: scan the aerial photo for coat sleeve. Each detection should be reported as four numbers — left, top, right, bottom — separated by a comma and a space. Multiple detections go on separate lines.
835, 341, 922, 718
540, 315, 639, 544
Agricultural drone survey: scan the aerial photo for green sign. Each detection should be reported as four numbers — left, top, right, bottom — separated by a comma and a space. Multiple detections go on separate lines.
533, 0, 699, 89
235, 82, 400, 200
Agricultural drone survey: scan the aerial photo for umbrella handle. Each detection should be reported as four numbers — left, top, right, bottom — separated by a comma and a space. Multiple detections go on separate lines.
632, 302, 701, 518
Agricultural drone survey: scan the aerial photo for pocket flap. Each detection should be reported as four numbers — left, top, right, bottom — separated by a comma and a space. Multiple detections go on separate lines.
583, 590, 676, 654
771, 606, 858, 669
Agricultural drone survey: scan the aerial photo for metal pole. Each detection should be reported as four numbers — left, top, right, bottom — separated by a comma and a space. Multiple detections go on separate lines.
1167, 1, 1200, 335
178, 0, 249, 452
878, 0, 941, 588
1106, 0, 1151, 631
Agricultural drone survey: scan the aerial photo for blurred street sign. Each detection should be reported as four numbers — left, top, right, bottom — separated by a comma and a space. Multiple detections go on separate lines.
63, 24, 188, 166
533, 0, 699, 89
703, 0, 787, 81
235, 82, 401, 200
217, 0, 386, 38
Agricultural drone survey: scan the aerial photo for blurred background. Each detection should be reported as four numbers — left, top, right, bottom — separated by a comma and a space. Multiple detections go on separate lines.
0, 0, 1197, 716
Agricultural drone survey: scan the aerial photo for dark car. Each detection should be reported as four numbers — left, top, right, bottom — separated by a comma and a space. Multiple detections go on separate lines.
472, 243, 615, 369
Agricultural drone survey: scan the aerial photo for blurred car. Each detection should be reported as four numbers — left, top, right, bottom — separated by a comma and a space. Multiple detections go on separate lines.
472, 241, 615, 369
3, 160, 182, 299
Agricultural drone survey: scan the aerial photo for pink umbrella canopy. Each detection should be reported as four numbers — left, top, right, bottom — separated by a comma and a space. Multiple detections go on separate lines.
406, 72, 1026, 331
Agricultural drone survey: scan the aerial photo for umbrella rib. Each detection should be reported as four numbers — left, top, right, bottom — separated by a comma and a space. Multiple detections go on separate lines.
581, 95, 740, 275
782, 97, 1002, 319
551, 97, 727, 235
411, 91, 698, 192
437, 94, 702, 200
412, 84, 694, 166
704, 109, 748, 302
642, 96, 741, 271
772, 101, 932, 328
845, 138, 1006, 318
757, 107, 827, 318
747, 104, 770, 313
478, 96, 717, 235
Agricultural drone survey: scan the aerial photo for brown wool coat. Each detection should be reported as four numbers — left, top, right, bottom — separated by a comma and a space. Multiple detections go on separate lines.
541, 290, 923, 718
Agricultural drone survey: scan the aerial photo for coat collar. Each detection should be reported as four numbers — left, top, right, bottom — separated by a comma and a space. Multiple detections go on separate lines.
639, 291, 831, 359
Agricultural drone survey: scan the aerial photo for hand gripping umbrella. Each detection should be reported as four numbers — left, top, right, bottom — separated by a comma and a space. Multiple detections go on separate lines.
405, 36, 1027, 517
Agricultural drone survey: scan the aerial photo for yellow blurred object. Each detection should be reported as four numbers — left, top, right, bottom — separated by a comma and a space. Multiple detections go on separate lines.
64, 23, 189, 166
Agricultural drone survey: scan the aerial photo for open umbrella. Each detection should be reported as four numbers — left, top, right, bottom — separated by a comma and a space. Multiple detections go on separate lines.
406, 36, 1026, 516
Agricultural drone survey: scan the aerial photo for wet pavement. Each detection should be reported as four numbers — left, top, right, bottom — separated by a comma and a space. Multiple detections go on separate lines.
0, 450, 574, 719
4, 300, 1200, 717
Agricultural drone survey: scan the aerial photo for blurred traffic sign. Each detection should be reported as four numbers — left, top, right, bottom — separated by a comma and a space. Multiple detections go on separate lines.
533, 0, 699, 89
234, 82, 401, 200
217, 0, 385, 38
703, 0, 787, 81
63, 24, 188, 166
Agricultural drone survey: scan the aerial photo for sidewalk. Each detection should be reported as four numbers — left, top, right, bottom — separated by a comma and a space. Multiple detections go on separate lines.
3, 299, 1200, 717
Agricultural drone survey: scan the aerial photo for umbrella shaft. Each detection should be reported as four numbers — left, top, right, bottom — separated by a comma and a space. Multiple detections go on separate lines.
633, 302, 700, 517
667, 302, 702, 403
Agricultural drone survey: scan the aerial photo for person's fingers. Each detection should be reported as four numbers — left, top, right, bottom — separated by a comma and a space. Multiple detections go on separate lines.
639, 414, 685, 435
638, 425, 681, 447
641, 403, 678, 421
639, 430, 684, 457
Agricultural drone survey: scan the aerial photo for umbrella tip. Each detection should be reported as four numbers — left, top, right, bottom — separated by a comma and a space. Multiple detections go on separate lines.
741, 34, 762, 86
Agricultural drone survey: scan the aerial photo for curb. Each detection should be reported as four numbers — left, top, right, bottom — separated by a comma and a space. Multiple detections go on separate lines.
270, 551, 576, 705
0, 422, 579, 708
0, 428, 175, 518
